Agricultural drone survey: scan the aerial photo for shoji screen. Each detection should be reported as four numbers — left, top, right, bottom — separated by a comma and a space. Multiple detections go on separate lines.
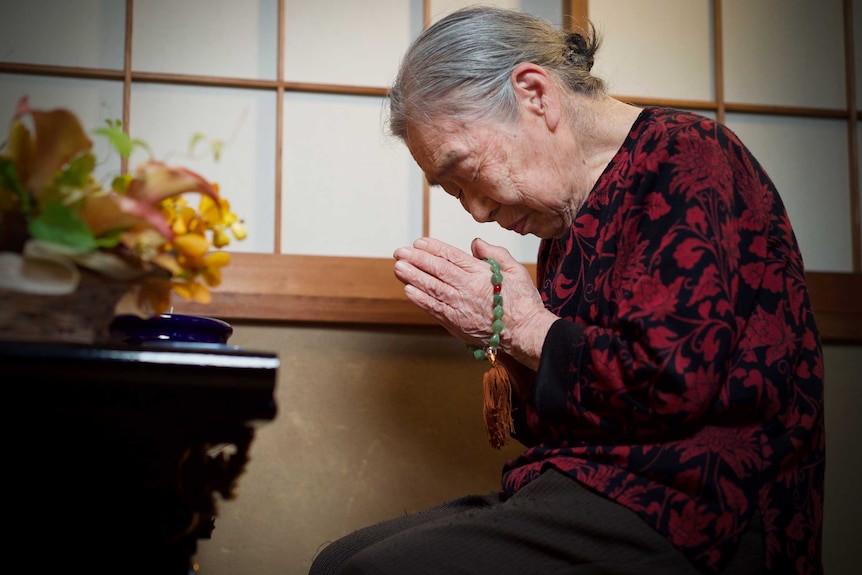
279, 1, 424, 257
0, 0, 126, 185
589, 0, 860, 274
1, 0, 858, 339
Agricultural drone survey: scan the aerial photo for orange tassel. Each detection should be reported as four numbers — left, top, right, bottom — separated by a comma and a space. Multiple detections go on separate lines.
482, 360, 514, 449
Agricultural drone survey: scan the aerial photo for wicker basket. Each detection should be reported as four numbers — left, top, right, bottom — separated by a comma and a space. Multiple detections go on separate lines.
0, 269, 133, 345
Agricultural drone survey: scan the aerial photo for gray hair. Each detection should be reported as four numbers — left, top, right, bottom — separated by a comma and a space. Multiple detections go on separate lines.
387, 5, 604, 140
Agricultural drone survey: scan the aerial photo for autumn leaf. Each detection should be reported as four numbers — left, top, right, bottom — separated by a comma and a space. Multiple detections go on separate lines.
19, 102, 93, 192
126, 161, 219, 205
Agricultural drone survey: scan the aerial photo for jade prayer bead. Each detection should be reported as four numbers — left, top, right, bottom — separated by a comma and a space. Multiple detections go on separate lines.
467, 257, 504, 362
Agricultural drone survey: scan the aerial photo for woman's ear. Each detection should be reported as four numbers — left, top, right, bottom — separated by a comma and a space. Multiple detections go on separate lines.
511, 62, 560, 131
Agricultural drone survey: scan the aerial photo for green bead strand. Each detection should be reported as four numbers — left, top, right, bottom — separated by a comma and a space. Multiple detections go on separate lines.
493, 305, 504, 320
467, 257, 504, 362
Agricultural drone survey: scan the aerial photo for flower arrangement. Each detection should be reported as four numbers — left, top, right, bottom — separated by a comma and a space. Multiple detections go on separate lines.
0, 96, 246, 316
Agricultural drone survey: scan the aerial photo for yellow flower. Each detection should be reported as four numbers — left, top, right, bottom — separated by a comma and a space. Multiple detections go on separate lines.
171, 279, 212, 304
212, 228, 230, 248
202, 251, 230, 287
231, 220, 248, 241
172, 232, 210, 259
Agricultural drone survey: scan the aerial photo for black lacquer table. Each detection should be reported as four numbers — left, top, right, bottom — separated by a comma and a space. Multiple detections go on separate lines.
2, 340, 279, 574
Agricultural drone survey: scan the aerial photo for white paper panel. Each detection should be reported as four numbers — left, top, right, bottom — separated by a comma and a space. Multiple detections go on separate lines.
129, 84, 277, 254
429, 0, 562, 26
588, 0, 713, 101
856, 0, 862, 110
0, 0, 125, 69
725, 114, 853, 272
281, 92, 423, 257
133, 0, 278, 79
723, 0, 845, 109
429, 192, 542, 263
283, 0, 422, 87
0, 74, 124, 183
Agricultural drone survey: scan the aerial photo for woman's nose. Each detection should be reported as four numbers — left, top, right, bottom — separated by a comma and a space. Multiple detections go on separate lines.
463, 192, 496, 223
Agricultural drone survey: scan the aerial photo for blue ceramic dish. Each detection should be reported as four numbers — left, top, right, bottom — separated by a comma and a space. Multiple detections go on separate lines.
109, 313, 234, 345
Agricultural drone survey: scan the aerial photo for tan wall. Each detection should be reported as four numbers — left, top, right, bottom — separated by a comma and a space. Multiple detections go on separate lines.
196, 323, 524, 574
196, 323, 862, 575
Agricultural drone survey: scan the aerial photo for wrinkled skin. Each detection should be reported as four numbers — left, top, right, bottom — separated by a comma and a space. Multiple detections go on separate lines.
393, 236, 555, 391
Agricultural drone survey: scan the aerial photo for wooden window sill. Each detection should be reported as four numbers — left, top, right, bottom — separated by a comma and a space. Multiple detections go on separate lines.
171, 253, 862, 345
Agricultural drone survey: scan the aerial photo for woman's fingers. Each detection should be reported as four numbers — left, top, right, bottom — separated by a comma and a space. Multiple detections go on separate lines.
393, 238, 496, 340
393, 238, 492, 303
394, 257, 455, 302
470, 237, 516, 268
398, 237, 488, 277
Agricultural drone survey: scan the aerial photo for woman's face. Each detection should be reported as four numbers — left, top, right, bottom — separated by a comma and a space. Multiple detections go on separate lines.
405, 115, 578, 239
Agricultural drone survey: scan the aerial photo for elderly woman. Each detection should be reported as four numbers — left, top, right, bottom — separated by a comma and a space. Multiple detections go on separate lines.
310, 6, 824, 575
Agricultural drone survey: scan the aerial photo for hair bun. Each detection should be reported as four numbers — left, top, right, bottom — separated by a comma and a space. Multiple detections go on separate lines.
564, 32, 594, 70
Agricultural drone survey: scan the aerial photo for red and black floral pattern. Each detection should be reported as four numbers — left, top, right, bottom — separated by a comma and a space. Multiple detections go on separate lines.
503, 108, 824, 574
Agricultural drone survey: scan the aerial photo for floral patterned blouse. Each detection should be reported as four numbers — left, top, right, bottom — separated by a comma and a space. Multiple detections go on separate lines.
503, 107, 825, 574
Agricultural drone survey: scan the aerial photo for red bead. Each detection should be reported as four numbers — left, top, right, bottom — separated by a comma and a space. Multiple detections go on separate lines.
493, 284, 502, 293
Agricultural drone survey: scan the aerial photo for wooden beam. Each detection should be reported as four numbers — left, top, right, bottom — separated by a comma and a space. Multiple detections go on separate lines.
171, 254, 862, 345
170, 253, 436, 326
843, 0, 861, 270
562, 0, 588, 31
713, 0, 726, 124
805, 271, 862, 344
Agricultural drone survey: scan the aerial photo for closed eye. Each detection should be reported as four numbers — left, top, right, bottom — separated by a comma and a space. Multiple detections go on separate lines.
437, 183, 461, 201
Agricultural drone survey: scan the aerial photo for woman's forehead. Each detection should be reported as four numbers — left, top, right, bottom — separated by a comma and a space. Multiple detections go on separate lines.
406, 121, 466, 170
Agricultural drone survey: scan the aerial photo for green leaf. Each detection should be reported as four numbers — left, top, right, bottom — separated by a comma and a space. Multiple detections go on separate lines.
110, 174, 131, 194
94, 123, 153, 160
94, 229, 123, 248
210, 140, 224, 162
94, 124, 134, 158
188, 133, 205, 155
0, 157, 31, 212
131, 137, 154, 159
28, 201, 98, 251
186, 133, 225, 162
53, 152, 95, 188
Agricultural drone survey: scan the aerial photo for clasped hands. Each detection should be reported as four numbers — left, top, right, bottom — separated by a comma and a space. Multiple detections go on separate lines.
393, 237, 557, 374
